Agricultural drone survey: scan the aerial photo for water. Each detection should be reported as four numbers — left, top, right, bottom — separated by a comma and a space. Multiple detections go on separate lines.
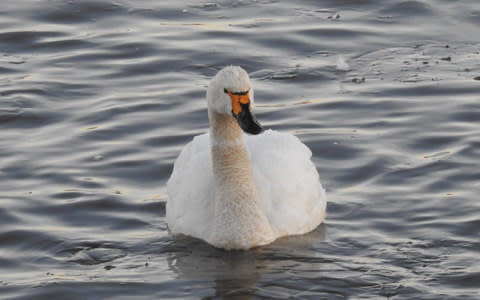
1, 0, 479, 299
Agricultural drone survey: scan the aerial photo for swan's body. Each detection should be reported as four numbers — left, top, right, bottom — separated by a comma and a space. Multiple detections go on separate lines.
167, 66, 326, 250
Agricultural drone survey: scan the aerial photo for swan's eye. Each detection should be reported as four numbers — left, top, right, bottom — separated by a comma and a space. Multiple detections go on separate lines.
224, 88, 228, 94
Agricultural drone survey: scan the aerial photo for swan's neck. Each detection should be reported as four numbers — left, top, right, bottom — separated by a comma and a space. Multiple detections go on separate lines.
208, 111, 274, 249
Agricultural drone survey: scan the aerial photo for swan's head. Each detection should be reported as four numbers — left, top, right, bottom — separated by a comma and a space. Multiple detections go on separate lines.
207, 66, 263, 135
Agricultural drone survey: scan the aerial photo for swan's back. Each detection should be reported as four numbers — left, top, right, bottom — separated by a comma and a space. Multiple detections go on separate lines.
167, 134, 215, 240
167, 130, 326, 242
248, 130, 326, 236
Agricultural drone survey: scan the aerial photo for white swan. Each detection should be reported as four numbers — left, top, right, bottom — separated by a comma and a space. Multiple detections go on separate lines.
167, 66, 326, 250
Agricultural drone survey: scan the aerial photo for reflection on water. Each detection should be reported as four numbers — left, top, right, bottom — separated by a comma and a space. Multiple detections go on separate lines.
167, 225, 326, 299
1, 0, 480, 299
169, 239, 264, 299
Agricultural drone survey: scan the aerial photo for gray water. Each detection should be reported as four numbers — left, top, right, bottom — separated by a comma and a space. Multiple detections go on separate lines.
1, 0, 480, 299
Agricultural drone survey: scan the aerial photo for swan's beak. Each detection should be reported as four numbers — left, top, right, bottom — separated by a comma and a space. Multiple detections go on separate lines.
226, 89, 264, 135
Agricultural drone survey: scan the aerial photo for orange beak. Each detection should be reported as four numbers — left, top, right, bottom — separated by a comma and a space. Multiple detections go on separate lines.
226, 90, 251, 115
224, 88, 263, 135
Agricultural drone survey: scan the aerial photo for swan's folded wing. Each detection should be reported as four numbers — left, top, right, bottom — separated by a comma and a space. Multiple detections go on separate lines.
166, 133, 215, 240
247, 130, 327, 236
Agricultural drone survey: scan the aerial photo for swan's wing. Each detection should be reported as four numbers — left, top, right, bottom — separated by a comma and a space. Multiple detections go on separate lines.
247, 130, 327, 236
166, 133, 215, 240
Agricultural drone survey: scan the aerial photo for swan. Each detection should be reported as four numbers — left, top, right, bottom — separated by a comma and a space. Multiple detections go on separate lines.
167, 66, 326, 250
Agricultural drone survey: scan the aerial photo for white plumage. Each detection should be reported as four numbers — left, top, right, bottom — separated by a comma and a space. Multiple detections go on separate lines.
167, 66, 326, 250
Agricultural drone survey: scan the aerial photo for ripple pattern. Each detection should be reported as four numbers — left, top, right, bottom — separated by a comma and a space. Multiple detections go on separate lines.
1, 0, 480, 299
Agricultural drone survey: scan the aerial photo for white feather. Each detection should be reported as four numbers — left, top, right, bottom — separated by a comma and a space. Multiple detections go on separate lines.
166, 66, 327, 249
167, 130, 326, 245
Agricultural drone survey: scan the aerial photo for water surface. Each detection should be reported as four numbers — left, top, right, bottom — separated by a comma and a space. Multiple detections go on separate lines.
1, 0, 480, 299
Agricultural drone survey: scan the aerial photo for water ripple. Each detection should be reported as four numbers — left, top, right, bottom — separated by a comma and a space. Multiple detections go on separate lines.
1, 0, 480, 299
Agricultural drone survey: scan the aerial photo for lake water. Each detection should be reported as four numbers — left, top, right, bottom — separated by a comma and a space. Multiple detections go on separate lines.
1, 0, 479, 299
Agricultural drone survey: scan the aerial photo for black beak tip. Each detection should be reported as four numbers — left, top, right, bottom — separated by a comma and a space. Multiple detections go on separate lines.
247, 123, 264, 135
233, 103, 264, 135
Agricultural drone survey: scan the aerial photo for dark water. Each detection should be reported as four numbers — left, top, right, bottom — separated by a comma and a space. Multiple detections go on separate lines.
1, 0, 480, 299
